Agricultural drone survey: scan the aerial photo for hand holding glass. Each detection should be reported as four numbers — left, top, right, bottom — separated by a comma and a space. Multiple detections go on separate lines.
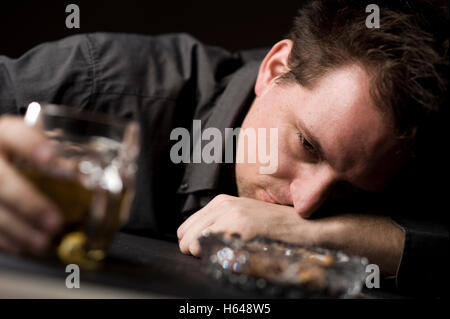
14, 102, 139, 269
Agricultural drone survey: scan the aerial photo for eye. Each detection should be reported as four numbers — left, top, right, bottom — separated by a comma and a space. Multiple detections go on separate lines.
297, 133, 316, 154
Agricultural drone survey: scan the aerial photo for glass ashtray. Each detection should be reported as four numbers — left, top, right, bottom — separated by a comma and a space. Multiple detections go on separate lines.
199, 232, 369, 298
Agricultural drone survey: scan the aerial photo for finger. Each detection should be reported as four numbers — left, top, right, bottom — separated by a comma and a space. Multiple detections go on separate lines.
179, 220, 214, 256
179, 212, 217, 253
0, 204, 50, 255
177, 194, 233, 239
179, 202, 233, 255
187, 228, 215, 257
0, 157, 62, 233
177, 204, 223, 245
0, 232, 22, 256
0, 115, 54, 165
187, 224, 229, 257
188, 238, 202, 257
177, 206, 209, 240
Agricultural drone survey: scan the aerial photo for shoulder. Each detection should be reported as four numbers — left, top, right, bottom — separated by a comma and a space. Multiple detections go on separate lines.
80, 32, 244, 99
84, 32, 234, 67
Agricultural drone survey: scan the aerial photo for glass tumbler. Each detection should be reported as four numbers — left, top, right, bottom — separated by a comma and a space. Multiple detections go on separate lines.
14, 102, 140, 269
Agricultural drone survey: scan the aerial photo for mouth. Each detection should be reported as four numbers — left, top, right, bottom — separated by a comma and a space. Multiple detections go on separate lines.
259, 189, 278, 204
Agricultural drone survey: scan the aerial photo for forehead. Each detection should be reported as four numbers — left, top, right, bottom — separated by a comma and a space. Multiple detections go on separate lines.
286, 64, 399, 189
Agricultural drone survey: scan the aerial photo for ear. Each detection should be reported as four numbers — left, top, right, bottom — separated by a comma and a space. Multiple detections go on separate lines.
254, 39, 293, 97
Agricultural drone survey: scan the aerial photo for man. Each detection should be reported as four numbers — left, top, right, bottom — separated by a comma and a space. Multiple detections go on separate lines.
0, 0, 447, 296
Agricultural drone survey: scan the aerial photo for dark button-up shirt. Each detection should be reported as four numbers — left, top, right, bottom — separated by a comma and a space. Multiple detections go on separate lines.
0, 33, 447, 296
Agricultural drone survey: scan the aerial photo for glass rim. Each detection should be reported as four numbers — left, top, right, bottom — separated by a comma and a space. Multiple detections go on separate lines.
25, 102, 137, 129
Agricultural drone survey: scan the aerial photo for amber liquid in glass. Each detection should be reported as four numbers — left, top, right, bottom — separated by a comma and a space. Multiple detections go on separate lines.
14, 139, 133, 270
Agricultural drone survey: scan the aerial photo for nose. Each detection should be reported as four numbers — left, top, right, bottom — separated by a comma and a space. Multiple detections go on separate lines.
290, 168, 336, 218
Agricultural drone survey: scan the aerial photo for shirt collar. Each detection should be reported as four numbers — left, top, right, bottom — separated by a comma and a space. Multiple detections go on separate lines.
176, 60, 260, 195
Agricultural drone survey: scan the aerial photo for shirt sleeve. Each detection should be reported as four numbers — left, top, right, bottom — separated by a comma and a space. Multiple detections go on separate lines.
0, 34, 95, 115
1, 32, 239, 119
390, 214, 448, 297
383, 154, 449, 297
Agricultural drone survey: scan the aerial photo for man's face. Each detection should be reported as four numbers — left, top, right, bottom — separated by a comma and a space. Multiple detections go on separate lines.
235, 41, 406, 218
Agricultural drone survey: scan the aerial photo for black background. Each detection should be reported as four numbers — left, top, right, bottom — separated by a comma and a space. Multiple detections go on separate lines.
0, 0, 301, 58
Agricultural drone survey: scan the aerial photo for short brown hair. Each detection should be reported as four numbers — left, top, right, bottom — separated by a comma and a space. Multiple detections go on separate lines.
282, 0, 448, 158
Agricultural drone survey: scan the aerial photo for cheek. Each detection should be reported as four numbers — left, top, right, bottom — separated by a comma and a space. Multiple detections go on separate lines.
235, 161, 260, 198
235, 161, 258, 179
274, 125, 302, 172
273, 146, 298, 181
237, 97, 298, 177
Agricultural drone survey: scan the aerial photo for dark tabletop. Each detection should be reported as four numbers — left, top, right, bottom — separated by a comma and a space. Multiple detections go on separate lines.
0, 232, 406, 299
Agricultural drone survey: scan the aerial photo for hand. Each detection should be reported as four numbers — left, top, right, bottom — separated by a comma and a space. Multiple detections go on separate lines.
0, 115, 63, 256
177, 194, 324, 256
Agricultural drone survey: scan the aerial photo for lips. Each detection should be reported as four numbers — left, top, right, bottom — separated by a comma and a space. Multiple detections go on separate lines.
260, 189, 277, 204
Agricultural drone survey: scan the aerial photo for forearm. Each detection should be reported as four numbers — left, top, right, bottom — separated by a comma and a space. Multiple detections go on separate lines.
315, 213, 405, 276
178, 195, 406, 277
